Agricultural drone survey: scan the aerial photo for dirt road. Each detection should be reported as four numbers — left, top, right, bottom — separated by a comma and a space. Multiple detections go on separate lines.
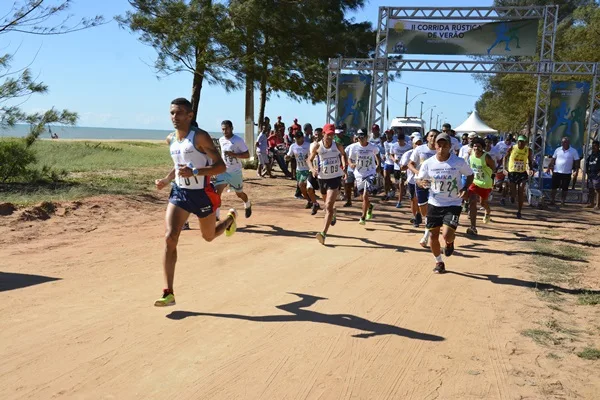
1, 174, 599, 399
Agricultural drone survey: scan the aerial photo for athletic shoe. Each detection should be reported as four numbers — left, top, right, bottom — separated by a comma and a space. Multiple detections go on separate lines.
466, 227, 478, 236
343, 201, 352, 207
182, 221, 190, 230
433, 262, 446, 274
444, 242, 455, 257
295, 194, 304, 200
483, 214, 491, 224
316, 232, 326, 245
395, 201, 402, 208
419, 238, 429, 248
245, 202, 252, 218
413, 220, 420, 228
226, 209, 237, 237
516, 211, 522, 219
305, 201, 313, 209
409, 217, 416, 224
311, 203, 320, 215
416, 213, 423, 225
366, 204, 374, 220
359, 218, 366, 225
331, 209, 337, 226
154, 290, 176, 307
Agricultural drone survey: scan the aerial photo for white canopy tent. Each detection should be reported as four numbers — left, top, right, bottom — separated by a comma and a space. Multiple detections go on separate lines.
454, 111, 497, 134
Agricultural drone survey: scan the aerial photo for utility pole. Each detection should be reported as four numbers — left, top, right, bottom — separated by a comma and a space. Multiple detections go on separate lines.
404, 87, 409, 117
429, 109, 433, 131
420, 101, 424, 119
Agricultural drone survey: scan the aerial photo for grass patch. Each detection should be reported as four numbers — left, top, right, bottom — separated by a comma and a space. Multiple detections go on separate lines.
531, 239, 589, 262
532, 254, 578, 283
0, 140, 172, 205
521, 329, 555, 346
539, 229, 561, 237
578, 292, 600, 306
544, 319, 579, 337
577, 347, 600, 360
547, 304, 565, 312
547, 352, 562, 360
535, 288, 565, 303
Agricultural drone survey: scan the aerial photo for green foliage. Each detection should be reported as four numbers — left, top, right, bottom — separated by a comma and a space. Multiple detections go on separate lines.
577, 347, 600, 360
476, 1, 600, 133
116, 0, 238, 118
0, 139, 36, 183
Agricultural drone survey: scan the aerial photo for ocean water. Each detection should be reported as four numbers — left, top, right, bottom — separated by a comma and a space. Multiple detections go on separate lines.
0, 124, 223, 140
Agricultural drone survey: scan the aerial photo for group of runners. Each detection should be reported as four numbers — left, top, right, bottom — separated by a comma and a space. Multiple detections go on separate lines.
154, 97, 585, 306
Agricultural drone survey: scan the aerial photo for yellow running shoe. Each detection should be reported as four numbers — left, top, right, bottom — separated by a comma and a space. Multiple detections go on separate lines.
225, 208, 237, 237
154, 290, 175, 307
483, 213, 491, 224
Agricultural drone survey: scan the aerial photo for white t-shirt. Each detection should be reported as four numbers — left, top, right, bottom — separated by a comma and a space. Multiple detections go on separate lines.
287, 141, 311, 171
345, 142, 359, 173
494, 141, 513, 161
487, 146, 501, 162
458, 144, 471, 161
219, 134, 249, 173
349, 143, 379, 178
256, 132, 268, 153
450, 136, 461, 154
417, 153, 474, 207
391, 142, 412, 171
410, 144, 437, 169
383, 140, 397, 165
553, 147, 580, 174
400, 149, 415, 184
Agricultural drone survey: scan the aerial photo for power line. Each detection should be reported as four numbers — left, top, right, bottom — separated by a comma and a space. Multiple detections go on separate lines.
393, 82, 480, 98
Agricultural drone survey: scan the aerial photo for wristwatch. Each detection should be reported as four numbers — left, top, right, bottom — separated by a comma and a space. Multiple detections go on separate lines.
192, 167, 199, 176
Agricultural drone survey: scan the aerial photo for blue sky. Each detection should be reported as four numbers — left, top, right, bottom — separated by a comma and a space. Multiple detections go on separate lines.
3, 0, 493, 132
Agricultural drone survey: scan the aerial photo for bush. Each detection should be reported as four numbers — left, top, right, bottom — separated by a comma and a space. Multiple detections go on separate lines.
0, 139, 36, 183
242, 158, 258, 170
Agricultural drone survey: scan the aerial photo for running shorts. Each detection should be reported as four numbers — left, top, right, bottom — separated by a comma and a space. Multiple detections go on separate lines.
407, 183, 417, 200
384, 164, 395, 173
169, 183, 220, 218
468, 184, 492, 200
307, 174, 320, 190
588, 178, 600, 190
426, 205, 462, 230
215, 170, 244, 192
356, 174, 378, 195
296, 170, 310, 183
508, 172, 528, 185
319, 177, 342, 195
416, 186, 430, 206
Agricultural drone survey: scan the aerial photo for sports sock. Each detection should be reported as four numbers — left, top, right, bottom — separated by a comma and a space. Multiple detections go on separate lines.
435, 255, 443, 263
244, 201, 251, 209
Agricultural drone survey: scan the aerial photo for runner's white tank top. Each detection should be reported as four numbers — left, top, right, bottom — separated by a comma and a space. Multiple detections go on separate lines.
170, 130, 211, 189
317, 140, 343, 179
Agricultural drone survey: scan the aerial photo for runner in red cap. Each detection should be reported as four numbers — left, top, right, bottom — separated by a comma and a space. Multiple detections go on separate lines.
308, 123, 348, 244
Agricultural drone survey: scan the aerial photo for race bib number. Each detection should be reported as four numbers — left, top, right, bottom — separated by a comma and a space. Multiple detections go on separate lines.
513, 160, 525, 172
321, 157, 340, 175
432, 178, 460, 197
296, 152, 308, 169
179, 175, 201, 187
357, 155, 374, 171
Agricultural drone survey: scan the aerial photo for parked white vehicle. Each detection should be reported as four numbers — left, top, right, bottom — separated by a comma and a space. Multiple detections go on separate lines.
389, 117, 426, 137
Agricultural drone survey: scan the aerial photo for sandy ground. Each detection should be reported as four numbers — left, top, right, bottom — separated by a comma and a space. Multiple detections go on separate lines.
1, 171, 600, 400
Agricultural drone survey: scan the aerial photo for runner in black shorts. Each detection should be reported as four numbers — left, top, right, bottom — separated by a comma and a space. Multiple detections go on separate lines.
416, 132, 474, 274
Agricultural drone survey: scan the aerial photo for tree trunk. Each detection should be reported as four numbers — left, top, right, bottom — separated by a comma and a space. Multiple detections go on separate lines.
190, 63, 205, 122
244, 38, 255, 158
257, 34, 270, 130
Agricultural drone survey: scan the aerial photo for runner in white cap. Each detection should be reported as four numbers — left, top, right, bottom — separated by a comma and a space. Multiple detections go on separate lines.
408, 129, 438, 247
401, 132, 424, 227
391, 132, 413, 208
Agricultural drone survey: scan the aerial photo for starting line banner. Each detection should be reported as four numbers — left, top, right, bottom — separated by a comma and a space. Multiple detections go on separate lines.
387, 19, 539, 56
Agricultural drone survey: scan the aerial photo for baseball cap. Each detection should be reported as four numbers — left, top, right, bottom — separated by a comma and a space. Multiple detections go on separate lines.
410, 131, 421, 138
334, 128, 342, 134
323, 123, 335, 135
436, 132, 451, 143
356, 129, 367, 138
411, 133, 422, 142
468, 132, 478, 138
517, 135, 528, 142
372, 124, 380, 130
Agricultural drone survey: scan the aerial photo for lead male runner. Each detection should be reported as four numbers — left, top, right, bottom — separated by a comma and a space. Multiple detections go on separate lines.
154, 98, 236, 306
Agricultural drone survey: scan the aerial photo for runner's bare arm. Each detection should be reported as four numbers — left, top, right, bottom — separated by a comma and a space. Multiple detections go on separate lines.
503, 147, 512, 171
375, 154, 382, 173
460, 174, 475, 199
225, 148, 250, 160
408, 160, 420, 175
308, 142, 320, 177
165, 133, 173, 145
155, 168, 175, 190
528, 148, 535, 175
485, 154, 496, 171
